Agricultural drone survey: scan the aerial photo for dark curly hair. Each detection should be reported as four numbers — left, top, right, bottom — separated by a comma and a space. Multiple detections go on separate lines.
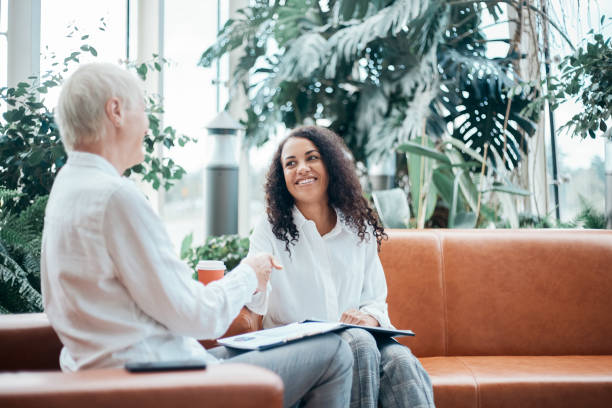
264, 125, 387, 254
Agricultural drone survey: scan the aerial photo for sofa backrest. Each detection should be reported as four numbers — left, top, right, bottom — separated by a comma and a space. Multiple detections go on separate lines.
0, 313, 62, 371
381, 229, 612, 357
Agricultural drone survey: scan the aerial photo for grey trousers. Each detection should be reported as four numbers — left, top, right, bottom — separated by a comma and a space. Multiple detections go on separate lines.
340, 328, 435, 408
209, 333, 353, 408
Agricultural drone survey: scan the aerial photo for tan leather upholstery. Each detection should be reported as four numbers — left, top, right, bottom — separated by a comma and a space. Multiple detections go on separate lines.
380, 229, 612, 357
228, 229, 612, 407
0, 364, 283, 408
0, 313, 62, 370
0, 313, 283, 407
422, 356, 612, 408
382, 230, 446, 357
2, 229, 611, 407
200, 307, 262, 349
380, 229, 612, 407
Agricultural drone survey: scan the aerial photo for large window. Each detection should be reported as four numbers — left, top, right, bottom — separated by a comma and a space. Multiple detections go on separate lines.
0, 0, 7, 90
40, 0, 127, 107
161, 0, 226, 248
479, 2, 608, 222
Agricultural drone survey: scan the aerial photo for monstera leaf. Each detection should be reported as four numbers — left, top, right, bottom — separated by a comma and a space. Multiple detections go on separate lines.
438, 49, 536, 170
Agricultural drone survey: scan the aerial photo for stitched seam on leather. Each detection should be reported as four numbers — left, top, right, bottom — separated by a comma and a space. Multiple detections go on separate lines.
457, 357, 480, 408
438, 231, 449, 356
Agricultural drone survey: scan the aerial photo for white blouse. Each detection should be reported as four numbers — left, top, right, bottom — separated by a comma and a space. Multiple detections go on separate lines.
41, 152, 257, 371
247, 207, 393, 329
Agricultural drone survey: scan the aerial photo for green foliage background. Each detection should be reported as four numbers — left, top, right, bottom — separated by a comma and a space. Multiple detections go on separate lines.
180, 233, 250, 280
0, 33, 193, 313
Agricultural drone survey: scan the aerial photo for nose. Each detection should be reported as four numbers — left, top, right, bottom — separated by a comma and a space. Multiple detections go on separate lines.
296, 161, 310, 174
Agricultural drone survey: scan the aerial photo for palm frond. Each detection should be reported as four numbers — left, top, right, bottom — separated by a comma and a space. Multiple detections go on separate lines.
198, 6, 277, 68
325, 0, 443, 76
276, 33, 327, 81
363, 46, 441, 160
438, 49, 536, 169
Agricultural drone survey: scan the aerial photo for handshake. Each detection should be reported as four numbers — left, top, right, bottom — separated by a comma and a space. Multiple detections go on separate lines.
241, 254, 283, 293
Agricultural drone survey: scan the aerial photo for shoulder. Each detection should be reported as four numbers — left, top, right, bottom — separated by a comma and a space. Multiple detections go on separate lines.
251, 215, 275, 241
336, 210, 375, 246
105, 179, 151, 219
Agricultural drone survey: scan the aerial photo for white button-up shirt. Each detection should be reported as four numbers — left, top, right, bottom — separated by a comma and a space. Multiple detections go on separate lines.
41, 152, 256, 371
247, 207, 393, 329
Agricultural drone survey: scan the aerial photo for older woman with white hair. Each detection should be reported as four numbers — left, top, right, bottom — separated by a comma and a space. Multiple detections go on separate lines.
42, 62, 352, 408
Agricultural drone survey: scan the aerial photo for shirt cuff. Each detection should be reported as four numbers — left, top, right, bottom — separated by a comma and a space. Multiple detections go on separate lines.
223, 263, 258, 303
246, 281, 271, 315
360, 305, 395, 330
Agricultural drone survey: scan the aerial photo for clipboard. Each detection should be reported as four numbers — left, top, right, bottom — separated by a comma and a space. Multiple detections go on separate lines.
217, 320, 414, 351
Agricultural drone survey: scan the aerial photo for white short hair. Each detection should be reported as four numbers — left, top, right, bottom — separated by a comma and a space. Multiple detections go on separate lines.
55, 62, 144, 151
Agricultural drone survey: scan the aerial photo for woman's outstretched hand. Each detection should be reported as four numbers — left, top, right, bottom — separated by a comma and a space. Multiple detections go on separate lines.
340, 309, 380, 327
242, 254, 283, 293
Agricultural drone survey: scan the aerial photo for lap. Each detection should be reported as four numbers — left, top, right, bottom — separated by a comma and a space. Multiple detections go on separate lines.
210, 333, 347, 372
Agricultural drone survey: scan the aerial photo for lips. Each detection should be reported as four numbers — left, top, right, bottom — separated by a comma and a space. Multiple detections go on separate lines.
296, 177, 317, 185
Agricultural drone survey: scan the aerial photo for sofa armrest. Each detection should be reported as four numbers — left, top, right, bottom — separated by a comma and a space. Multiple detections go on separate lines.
0, 363, 283, 408
199, 307, 263, 349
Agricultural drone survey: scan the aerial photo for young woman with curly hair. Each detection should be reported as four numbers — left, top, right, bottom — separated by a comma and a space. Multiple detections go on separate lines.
246, 126, 435, 408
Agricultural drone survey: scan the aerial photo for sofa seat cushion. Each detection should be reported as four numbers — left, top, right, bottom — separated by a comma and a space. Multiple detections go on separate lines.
422, 355, 612, 408
0, 363, 283, 408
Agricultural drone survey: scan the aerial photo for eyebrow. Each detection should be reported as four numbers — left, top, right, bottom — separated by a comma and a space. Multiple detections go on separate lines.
283, 149, 319, 162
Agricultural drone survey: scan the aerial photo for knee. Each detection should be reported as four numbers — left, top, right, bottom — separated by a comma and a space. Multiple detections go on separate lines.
341, 328, 380, 361
313, 333, 354, 372
381, 344, 422, 373
336, 336, 354, 373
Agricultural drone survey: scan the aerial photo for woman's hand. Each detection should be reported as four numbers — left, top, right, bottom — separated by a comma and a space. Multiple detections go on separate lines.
242, 254, 282, 293
340, 309, 380, 327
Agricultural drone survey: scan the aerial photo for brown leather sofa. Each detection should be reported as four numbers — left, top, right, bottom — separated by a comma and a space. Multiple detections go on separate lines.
236, 229, 612, 407
0, 314, 283, 407
382, 229, 612, 408
2, 229, 611, 407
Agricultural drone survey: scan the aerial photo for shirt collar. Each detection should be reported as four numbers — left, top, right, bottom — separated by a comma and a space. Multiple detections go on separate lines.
292, 205, 348, 238
66, 151, 121, 178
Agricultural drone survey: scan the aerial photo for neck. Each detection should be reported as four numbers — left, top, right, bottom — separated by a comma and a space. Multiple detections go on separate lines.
296, 200, 337, 236
74, 126, 130, 175
74, 140, 127, 175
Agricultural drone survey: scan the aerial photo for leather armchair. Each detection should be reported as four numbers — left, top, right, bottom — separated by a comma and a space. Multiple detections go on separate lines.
0, 313, 282, 408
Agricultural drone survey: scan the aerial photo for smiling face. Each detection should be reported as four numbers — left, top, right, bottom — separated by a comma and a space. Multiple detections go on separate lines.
281, 137, 329, 206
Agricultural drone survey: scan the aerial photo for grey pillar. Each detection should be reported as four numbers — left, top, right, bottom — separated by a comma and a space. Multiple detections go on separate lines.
204, 111, 243, 237
206, 165, 239, 235
368, 152, 396, 191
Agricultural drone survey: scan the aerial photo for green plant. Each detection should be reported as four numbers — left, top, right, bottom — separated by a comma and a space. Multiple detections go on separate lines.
496, 198, 606, 230
397, 134, 531, 228
0, 32, 192, 213
180, 233, 250, 278
0, 27, 193, 313
524, 24, 612, 140
200, 1, 542, 229
0, 189, 46, 313
200, 1, 536, 164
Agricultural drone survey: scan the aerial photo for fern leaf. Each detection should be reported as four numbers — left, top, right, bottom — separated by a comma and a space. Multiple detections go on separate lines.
0, 252, 43, 313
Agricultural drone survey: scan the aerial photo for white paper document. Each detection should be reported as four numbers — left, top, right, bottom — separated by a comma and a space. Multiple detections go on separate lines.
218, 321, 342, 350
217, 320, 415, 351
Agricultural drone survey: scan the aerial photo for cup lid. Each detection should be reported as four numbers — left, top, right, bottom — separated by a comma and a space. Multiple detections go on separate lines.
197, 260, 226, 270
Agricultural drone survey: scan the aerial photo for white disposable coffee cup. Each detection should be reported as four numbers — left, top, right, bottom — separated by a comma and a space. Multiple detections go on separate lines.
196, 260, 226, 285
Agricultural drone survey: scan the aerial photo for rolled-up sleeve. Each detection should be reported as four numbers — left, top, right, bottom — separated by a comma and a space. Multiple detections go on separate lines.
104, 184, 257, 340
359, 235, 394, 329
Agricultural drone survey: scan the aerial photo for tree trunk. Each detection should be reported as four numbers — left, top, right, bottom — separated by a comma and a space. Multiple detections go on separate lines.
507, 1, 550, 218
